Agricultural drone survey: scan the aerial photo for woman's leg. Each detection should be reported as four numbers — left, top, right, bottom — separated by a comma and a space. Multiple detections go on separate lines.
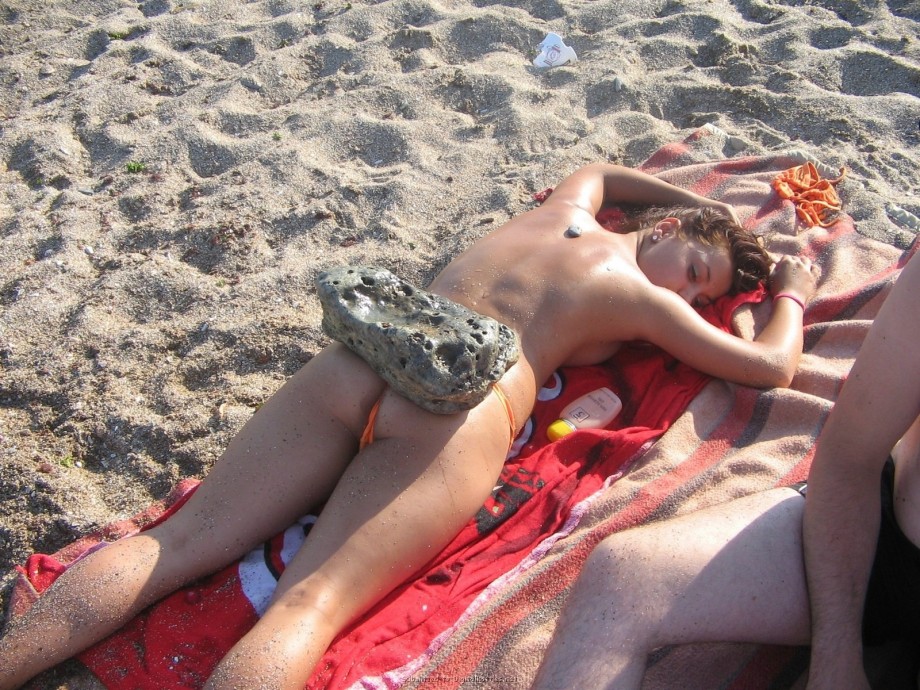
0, 345, 386, 690
532, 488, 811, 690
203, 386, 515, 690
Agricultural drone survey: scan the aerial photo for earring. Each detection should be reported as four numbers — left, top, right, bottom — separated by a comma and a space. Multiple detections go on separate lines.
651, 233, 660, 242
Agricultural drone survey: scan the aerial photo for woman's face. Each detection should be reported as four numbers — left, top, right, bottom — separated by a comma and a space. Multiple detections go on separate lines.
639, 221, 734, 308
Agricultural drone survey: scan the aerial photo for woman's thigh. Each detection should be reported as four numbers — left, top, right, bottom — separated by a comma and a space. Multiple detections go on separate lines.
148, 343, 389, 570
264, 383, 515, 625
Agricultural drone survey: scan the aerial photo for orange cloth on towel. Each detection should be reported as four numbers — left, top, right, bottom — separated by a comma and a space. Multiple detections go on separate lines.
772, 161, 846, 227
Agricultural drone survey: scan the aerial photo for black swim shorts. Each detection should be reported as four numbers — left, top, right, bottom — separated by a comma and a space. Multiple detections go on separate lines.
789, 459, 920, 645
862, 458, 920, 645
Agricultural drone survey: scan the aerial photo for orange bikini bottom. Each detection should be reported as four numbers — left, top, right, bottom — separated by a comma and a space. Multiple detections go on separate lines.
359, 383, 516, 450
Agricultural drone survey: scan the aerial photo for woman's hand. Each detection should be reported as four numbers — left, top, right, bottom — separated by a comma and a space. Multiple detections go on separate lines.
769, 255, 820, 304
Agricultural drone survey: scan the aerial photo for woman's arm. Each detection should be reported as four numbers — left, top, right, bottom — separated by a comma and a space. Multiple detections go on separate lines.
803, 257, 920, 690
632, 254, 818, 388
545, 163, 739, 221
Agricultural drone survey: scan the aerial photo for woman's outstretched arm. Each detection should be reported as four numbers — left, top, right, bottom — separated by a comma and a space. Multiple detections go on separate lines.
545, 163, 740, 222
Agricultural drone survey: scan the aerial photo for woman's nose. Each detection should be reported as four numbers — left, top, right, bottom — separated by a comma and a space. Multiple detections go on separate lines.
681, 285, 709, 308
679, 286, 696, 305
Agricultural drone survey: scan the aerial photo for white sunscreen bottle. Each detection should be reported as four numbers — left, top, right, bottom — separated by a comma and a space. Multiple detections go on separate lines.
547, 387, 623, 441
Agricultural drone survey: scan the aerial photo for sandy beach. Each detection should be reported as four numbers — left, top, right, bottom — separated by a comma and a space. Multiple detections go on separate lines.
1, 0, 918, 687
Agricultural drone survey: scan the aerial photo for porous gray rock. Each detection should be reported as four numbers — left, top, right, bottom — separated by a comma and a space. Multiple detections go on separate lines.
316, 266, 519, 414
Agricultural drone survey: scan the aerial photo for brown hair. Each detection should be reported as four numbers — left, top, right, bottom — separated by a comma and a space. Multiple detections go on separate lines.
629, 206, 772, 294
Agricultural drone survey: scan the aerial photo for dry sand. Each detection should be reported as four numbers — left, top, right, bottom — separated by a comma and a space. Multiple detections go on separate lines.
1, 0, 918, 686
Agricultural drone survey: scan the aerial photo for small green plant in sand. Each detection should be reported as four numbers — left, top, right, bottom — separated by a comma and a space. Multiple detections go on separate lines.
273, 131, 282, 141
108, 30, 131, 40
126, 161, 147, 173
59, 454, 76, 468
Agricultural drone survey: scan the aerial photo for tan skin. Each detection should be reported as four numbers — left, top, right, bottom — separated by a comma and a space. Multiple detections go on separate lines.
0, 163, 817, 690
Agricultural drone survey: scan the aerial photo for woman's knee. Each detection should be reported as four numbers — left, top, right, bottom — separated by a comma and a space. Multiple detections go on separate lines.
140, 515, 253, 583
266, 572, 353, 633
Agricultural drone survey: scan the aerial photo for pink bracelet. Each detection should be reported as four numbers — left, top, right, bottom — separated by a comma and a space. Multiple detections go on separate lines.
774, 292, 805, 310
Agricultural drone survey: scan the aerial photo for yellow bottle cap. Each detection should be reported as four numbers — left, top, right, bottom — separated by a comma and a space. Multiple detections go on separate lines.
547, 419, 576, 442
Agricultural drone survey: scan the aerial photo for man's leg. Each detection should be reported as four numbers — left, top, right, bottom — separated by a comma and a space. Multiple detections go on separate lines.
0, 345, 386, 690
203, 385, 516, 689
532, 488, 811, 690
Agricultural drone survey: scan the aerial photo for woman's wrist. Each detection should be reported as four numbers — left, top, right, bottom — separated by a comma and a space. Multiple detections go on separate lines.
774, 291, 806, 309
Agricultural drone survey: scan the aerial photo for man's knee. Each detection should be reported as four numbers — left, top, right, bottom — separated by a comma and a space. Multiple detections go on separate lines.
579, 531, 658, 598
561, 532, 668, 650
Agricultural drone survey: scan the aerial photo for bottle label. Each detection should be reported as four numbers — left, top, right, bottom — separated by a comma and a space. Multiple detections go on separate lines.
569, 405, 592, 423
547, 387, 623, 441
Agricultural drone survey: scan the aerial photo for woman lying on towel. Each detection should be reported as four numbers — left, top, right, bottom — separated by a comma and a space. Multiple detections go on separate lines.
0, 163, 818, 690
532, 250, 920, 690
